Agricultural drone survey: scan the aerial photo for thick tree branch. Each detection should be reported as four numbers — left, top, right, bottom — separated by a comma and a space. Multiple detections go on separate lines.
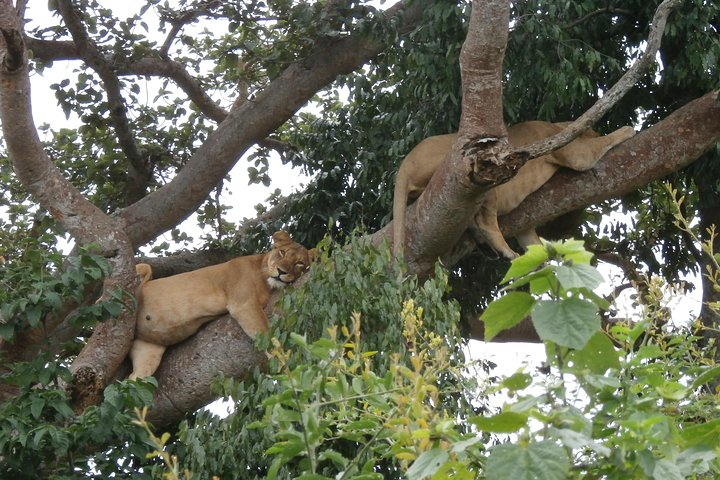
119, 56, 229, 122
23, 36, 77, 60
120, 0, 430, 248
0, 1, 137, 410
146, 315, 266, 427
384, 0, 682, 276
444, 90, 720, 266
501, 90, 720, 238
391, 0, 512, 274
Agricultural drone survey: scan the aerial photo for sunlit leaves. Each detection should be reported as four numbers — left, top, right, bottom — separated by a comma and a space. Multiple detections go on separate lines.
484, 239, 606, 348
485, 441, 569, 480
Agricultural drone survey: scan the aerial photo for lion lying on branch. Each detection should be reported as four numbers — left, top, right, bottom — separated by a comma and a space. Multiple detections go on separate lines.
392, 121, 635, 258
129, 231, 315, 380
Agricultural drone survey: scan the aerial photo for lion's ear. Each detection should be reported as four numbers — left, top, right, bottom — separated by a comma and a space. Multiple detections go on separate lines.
271, 231, 291, 246
307, 248, 318, 263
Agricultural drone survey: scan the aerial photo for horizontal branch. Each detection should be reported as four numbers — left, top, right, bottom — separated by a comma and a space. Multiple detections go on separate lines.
500, 90, 720, 238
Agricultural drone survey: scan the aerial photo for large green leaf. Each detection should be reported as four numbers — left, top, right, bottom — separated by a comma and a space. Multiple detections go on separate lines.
567, 331, 620, 374
479, 291, 535, 341
501, 244, 549, 284
485, 441, 569, 480
470, 411, 528, 433
551, 239, 594, 264
406, 448, 449, 480
556, 263, 604, 291
531, 297, 600, 349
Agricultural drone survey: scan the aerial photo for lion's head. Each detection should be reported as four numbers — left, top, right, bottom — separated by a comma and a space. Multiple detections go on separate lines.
264, 231, 316, 289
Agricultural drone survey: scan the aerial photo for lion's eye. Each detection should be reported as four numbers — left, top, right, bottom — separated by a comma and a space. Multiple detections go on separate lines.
279, 249, 286, 257
296, 262, 305, 270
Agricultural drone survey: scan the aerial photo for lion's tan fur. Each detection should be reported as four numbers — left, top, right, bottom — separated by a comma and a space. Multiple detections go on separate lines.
392, 121, 635, 258
129, 231, 314, 379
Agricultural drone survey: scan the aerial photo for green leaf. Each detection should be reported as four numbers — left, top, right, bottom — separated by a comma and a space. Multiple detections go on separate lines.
103, 301, 122, 317
0, 322, 15, 340
656, 381, 688, 401
501, 244, 549, 284
406, 448, 449, 480
552, 239, 593, 264
652, 459, 683, 480
30, 396, 45, 419
556, 263, 604, 291
567, 331, 620, 374
531, 297, 600, 349
318, 449, 348, 468
485, 441, 569, 480
501, 371, 533, 392
470, 411, 528, 433
550, 427, 610, 457
26, 305, 43, 327
480, 291, 535, 341
691, 365, 720, 390
680, 419, 720, 447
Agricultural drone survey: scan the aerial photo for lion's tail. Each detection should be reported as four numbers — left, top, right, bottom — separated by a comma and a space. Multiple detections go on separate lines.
392, 168, 409, 258
135, 263, 153, 288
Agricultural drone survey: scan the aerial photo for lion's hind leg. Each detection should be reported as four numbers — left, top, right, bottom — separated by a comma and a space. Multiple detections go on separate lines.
554, 126, 635, 171
128, 339, 166, 380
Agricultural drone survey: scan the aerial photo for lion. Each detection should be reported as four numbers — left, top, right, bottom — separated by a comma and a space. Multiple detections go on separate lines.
128, 231, 315, 380
392, 121, 635, 258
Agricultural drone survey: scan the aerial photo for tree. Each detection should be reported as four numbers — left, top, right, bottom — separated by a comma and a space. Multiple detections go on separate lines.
0, 0, 719, 476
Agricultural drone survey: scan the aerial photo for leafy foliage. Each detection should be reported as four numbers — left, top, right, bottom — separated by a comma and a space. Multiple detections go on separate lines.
2, 0, 720, 478
0, 366, 159, 479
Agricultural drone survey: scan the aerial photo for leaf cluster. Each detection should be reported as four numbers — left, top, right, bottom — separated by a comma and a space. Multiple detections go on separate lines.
0, 365, 160, 479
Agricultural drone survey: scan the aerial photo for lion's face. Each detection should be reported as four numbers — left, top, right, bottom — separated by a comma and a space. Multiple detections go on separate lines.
265, 231, 314, 289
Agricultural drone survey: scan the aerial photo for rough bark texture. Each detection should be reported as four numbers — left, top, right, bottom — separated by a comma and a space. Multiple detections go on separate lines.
146, 315, 267, 427
443, 91, 720, 267
388, 0, 684, 277
0, 0, 430, 410
499, 91, 720, 238
400, 0, 512, 274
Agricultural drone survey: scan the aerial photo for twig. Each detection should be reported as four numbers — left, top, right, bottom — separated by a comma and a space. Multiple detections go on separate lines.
564, 6, 634, 30
56, 0, 151, 202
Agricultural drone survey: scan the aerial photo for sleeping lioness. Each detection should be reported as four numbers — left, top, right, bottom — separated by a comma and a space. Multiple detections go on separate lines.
393, 121, 635, 258
128, 231, 315, 379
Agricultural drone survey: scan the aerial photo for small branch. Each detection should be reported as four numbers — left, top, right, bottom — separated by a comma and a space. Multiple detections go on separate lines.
564, 7, 634, 30
159, 1, 221, 58
121, 0, 432, 248
57, 0, 151, 202
121, 56, 228, 122
520, 0, 683, 162
23, 36, 77, 60
595, 251, 649, 297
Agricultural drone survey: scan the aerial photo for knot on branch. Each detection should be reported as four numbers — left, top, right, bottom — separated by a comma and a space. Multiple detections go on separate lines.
464, 136, 529, 187
0, 27, 25, 72
69, 366, 105, 413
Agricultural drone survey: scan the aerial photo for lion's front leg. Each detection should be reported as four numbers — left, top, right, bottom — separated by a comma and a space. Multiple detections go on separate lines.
227, 301, 269, 340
